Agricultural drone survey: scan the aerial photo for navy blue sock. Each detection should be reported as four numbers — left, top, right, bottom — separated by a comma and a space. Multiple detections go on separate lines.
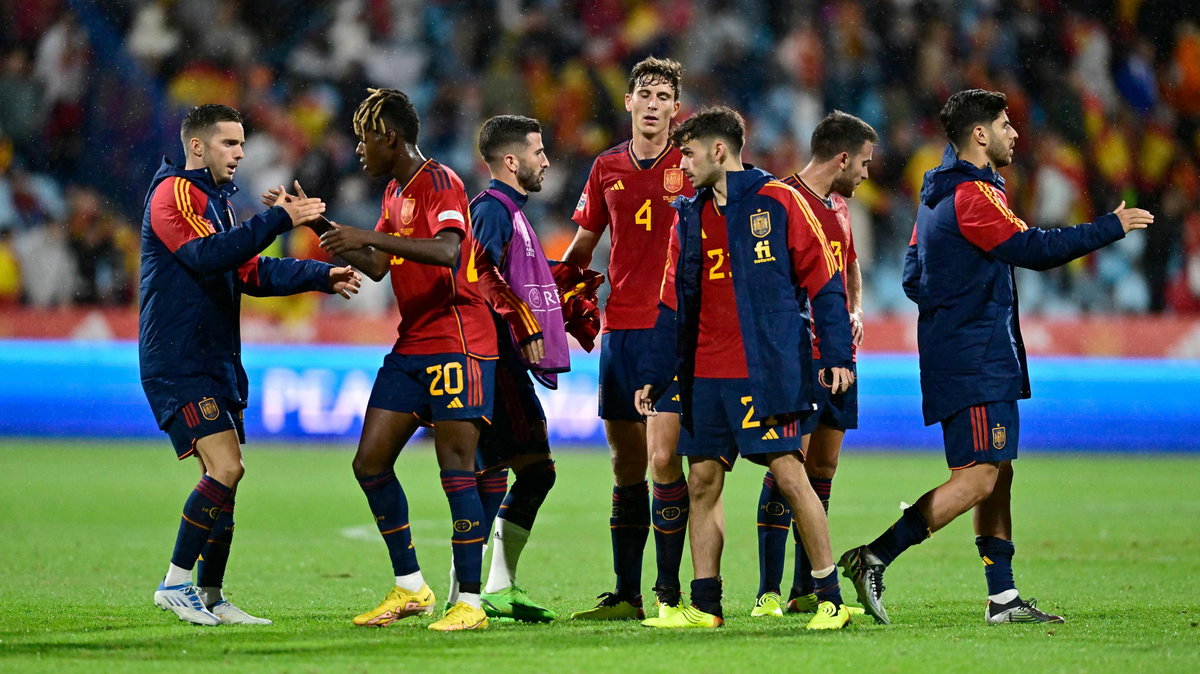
196, 494, 235, 589
477, 469, 509, 538
651, 477, 689, 594
441, 470, 485, 594
171, 475, 232, 570
792, 477, 831, 597
868, 506, 931, 566
976, 536, 1016, 596
812, 567, 844, 607
611, 482, 650, 599
500, 460, 556, 531
690, 576, 723, 618
357, 470, 419, 576
756, 472, 790, 596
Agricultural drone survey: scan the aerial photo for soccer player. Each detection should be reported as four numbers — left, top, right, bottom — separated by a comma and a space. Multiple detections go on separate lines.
752, 111, 876, 619
636, 107, 855, 630
141, 103, 359, 626
564, 56, 695, 620
317, 88, 519, 632
839, 89, 1153, 625
464, 114, 568, 622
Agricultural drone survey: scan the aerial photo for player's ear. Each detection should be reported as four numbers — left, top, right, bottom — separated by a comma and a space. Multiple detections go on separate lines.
189, 136, 204, 158
624, 92, 634, 113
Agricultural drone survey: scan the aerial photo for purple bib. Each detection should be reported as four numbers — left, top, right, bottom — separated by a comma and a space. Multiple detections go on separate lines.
477, 188, 570, 388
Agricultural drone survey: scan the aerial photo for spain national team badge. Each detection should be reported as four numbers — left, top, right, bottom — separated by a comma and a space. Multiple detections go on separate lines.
750, 210, 771, 238
991, 425, 1007, 449
664, 167, 684, 193
400, 197, 416, 225
198, 397, 220, 421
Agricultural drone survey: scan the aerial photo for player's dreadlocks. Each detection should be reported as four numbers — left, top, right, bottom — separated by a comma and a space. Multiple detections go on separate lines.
352, 88, 421, 144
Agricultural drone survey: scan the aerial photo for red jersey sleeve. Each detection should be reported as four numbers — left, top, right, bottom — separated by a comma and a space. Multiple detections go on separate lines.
149, 177, 216, 252
571, 160, 608, 234
659, 216, 680, 311
424, 178, 469, 237
955, 181, 1029, 251
908, 222, 918, 245
777, 186, 837, 297
237, 255, 262, 288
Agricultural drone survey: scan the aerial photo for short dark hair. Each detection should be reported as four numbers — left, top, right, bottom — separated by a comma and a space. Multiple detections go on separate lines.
810, 110, 878, 161
180, 104, 243, 145
627, 56, 684, 100
670, 106, 745, 153
353, 88, 421, 144
939, 89, 1008, 150
478, 115, 541, 163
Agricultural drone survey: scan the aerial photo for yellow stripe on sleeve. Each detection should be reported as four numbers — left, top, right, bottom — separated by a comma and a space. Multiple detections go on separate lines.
767, 181, 838, 278
174, 178, 215, 237
974, 181, 1028, 232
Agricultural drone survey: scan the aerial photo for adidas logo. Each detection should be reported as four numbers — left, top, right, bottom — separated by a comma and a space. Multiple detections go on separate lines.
761, 428, 780, 440
447, 397, 464, 409
610, 180, 625, 191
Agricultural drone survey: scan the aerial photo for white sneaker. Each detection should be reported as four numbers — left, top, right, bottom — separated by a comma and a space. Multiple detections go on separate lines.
154, 583, 221, 626
209, 600, 273, 625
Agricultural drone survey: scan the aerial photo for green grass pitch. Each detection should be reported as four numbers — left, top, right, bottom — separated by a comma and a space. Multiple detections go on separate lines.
2, 440, 1198, 673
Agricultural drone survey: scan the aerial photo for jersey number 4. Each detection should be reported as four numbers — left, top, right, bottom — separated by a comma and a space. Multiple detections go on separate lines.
636, 199, 652, 231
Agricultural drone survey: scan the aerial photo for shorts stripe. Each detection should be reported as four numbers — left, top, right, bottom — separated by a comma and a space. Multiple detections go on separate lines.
970, 406, 981, 451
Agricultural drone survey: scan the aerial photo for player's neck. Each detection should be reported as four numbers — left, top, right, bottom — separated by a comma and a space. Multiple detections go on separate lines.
797, 161, 834, 198
629, 131, 669, 161
392, 146, 428, 184
957, 146, 991, 170
491, 171, 526, 196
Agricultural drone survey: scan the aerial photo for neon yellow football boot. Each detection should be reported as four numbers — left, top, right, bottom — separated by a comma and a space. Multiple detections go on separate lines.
428, 601, 489, 631
642, 604, 724, 628
805, 600, 851, 630
352, 584, 435, 627
751, 592, 784, 618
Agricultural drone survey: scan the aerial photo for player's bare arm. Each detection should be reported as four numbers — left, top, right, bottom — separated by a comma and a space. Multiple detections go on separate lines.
562, 227, 601, 268
848, 258, 864, 346
320, 224, 462, 268
1112, 200, 1154, 233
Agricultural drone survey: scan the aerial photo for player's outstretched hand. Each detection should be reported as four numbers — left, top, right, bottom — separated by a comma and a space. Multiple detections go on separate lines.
822, 367, 855, 395
521, 336, 545, 365
320, 223, 372, 256
329, 265, 362, 300
850, 310, 864, 347
634, 384, 657, 417
279, 192, 326, 228
262, 185, 292, 208
1112, 200, 1153, 233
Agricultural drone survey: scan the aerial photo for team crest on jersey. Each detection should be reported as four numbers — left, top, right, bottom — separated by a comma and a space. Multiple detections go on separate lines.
198, 397, 220, 421
991, 425, 1007, 450
664, 167, 684, 193
400, 198, 416, 224
750, 210, 771, 238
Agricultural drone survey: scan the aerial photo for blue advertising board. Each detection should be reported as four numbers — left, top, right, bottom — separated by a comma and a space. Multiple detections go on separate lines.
1, 340, 1196, 451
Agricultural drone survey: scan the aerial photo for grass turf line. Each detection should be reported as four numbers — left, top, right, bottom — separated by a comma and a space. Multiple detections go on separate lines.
1, 440, 1197, 673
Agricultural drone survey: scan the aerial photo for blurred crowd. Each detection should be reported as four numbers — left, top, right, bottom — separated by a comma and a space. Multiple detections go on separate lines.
1, 0, 1199, 316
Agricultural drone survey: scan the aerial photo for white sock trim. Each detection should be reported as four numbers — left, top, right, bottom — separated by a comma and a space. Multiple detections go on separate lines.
989, 588, 1019, 604
484, 519, 532, 594
395, 571, 425, 592
811, 565, 836, 579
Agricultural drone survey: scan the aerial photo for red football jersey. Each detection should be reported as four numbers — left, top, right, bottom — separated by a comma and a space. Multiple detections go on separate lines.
375, 159, 497, 358
781, 173, 857, 360
573, 140, 694, 331
694, 201, 748, 378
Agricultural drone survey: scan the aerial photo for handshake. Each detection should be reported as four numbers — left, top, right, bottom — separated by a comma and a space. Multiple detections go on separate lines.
261, 180, 362, 300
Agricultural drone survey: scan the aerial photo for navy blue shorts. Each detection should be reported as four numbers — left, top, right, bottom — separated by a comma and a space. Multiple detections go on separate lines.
941, 400, 1019, 470
801, 361, 859, 435
368, 352, 495, 424
677, 377, 803, 470
477, 361, 550, 473
598, 328, 681, 420
164, 396, 244, 460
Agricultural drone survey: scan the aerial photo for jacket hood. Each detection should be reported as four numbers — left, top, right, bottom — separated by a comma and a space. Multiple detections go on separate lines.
144, 157, 239, 209
919, 143, 1005, 208
673, 165, 773, 212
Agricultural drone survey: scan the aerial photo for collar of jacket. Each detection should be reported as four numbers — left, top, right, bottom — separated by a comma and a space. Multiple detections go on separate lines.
672, 165, 773, 214
153, 156, 240, 199
919, 143, 1004, 208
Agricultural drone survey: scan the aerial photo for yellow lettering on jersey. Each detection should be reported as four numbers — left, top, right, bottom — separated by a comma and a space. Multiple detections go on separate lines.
707, 249, 727, 280
753, 239, 776, 264
635, 199, 652, 231
830, 240, 844, 271
740, 396, 760, 429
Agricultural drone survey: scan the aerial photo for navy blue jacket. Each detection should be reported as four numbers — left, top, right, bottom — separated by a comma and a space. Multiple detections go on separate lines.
139, 158, 333, 428
904, 144, 1126, 424
643, 167, 852, 430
